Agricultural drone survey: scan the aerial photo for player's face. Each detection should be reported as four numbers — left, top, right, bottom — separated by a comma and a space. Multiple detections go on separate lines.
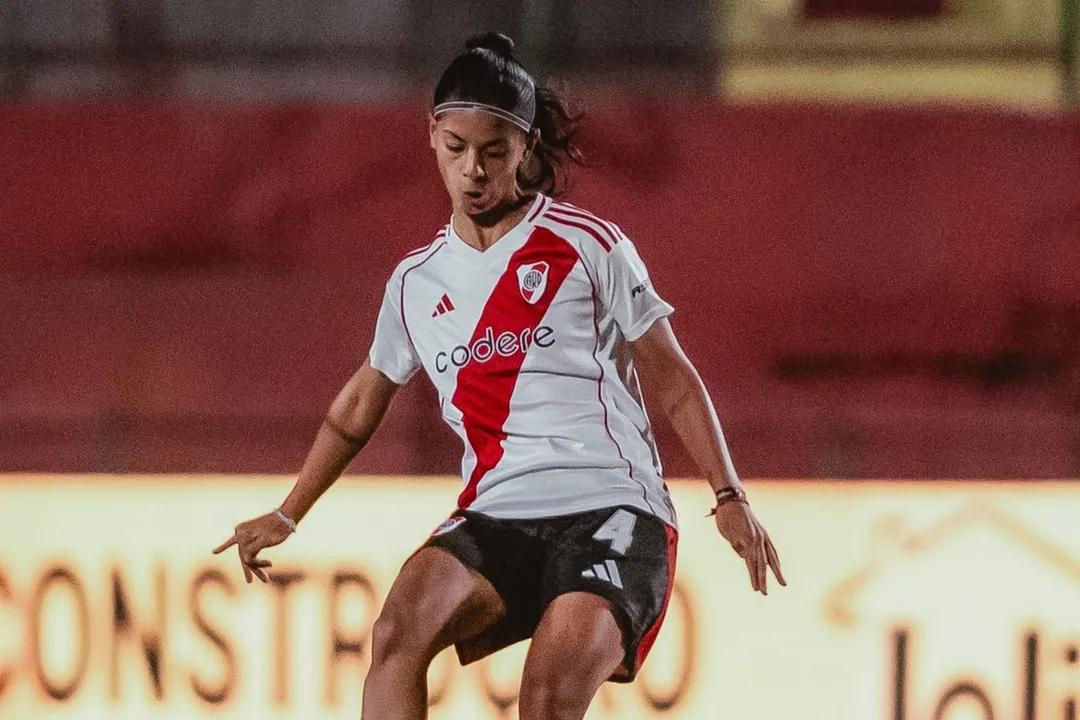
430, 110, 530, 217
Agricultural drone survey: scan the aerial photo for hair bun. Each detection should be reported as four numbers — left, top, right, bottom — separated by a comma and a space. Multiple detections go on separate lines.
466, 31, 515, 58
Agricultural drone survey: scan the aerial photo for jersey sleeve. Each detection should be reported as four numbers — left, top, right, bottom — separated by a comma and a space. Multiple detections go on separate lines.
367, 274, 422, 385
597, 230, 674, 342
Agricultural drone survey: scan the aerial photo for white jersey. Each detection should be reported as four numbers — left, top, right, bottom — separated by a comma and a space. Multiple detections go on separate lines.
368, 194, 677, 528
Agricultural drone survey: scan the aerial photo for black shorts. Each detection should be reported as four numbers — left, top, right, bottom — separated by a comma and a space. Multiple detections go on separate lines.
421, 505, 678, 682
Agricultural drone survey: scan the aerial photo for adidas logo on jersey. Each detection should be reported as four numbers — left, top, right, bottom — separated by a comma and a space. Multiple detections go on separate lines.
581, 559, 623, 589
434, 324, 556, 373
432, 293, 455, 318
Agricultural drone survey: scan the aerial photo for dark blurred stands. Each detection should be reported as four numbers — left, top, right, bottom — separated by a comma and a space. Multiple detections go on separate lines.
2, 101, 1078, 478
0, 0, 716, 99
1, 0, 1078, 478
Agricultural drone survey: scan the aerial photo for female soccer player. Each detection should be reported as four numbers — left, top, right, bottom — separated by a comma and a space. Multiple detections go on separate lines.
214, 31, 784, 720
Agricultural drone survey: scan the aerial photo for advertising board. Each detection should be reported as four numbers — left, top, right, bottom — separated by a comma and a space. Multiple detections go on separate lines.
1, 477, 1077, 719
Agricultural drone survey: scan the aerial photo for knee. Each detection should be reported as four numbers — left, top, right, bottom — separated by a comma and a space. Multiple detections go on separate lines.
519, 651, 614, 720
369, 604, 440, 668
519, 673, 582, 720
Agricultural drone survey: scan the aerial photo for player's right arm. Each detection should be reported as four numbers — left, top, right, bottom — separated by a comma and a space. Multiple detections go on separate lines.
212, 361, 400, 583
214, 265, 421, 584
282, 360, 399, 523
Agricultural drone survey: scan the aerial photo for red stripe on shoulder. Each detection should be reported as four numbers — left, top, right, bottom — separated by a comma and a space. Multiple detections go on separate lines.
557, 202, 620, 233
544, 213, 613, 252
525, 195, 549, 223
402, 229, 448, 261
548, 204, 621, 246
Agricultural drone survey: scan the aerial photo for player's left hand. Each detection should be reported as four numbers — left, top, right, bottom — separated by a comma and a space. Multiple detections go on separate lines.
213, 512, 292, 584
713, 501, 785, 595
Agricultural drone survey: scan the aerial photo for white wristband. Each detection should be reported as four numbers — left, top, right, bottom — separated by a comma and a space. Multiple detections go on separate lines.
274, 508, 297, 534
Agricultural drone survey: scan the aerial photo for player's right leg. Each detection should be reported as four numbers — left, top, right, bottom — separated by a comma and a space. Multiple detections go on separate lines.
361, 546, 506, 720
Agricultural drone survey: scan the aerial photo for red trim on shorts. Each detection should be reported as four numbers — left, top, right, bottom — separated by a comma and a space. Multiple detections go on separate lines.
453, 227, 580, 509
635, 524, 678, 669
545, 213, 614, 252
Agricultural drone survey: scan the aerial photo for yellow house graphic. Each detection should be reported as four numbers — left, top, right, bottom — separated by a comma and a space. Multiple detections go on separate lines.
824, 501, 1080, 720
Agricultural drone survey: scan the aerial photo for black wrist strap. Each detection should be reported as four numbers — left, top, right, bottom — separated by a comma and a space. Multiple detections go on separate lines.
707, 486, 747, 516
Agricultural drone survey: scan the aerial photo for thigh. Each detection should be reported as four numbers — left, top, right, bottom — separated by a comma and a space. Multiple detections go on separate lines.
374, 545, 506, 657
423, 511, 546, 665
540, 506, 678, 681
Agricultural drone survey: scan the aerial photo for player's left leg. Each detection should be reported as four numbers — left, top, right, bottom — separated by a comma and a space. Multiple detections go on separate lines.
517, 592, 625, 720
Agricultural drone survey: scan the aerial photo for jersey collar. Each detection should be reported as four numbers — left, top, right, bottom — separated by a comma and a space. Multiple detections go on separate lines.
446, 194, 550, 265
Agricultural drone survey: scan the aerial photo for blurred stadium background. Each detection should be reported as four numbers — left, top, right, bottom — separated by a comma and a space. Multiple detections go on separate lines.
2, 1, 1080, 719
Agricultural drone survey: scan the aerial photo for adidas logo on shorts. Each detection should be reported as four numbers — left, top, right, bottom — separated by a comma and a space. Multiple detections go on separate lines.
581, 559, 623, 589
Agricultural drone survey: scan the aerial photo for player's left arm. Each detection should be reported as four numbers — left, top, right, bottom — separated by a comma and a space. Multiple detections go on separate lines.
589, 225, 785, 593
631, 318, 786, 595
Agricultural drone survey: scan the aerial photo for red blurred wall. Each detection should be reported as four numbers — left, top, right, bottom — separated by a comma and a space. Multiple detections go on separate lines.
1, 100, 1078, 477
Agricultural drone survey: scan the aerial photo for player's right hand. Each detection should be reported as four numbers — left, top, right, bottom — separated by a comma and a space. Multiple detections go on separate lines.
213, 512, 293, 584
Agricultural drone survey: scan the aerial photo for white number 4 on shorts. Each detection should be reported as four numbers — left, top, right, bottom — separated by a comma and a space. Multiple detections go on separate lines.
593, 509, 637, 555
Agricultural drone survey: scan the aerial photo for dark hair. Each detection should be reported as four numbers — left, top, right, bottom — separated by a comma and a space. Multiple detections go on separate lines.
433, 32, 583, 198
